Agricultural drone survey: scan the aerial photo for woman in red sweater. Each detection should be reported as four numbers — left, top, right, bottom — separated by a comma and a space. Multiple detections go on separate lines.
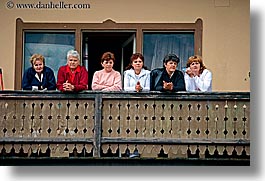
56, 50, 88, 92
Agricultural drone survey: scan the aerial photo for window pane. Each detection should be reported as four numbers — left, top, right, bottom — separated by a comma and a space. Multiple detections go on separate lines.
143, 33, 194, 71
24, 32, 75, 81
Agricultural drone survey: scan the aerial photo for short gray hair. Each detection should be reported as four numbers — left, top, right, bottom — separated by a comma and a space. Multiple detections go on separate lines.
67, 50, 80, 60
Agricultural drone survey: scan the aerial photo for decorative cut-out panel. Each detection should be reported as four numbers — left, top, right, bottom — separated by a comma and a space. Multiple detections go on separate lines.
100, 143, 250, 158
101, 99, 249, 140
0, 99, 95, 139
0, 92, 250, 162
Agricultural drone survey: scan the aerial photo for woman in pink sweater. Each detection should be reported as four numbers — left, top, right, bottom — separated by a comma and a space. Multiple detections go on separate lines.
91, 52, 122, 91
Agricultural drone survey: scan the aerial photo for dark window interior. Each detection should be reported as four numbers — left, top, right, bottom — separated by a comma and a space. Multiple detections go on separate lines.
82, 32, 135, 89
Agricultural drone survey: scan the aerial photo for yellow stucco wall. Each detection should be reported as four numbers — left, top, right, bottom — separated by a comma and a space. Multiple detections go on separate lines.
0, 0, 250, 91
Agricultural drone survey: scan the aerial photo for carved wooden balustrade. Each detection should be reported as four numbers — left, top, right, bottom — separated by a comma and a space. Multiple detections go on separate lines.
0, 91, 250, 165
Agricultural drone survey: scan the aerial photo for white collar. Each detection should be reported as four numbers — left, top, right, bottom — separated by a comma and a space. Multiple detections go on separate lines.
35, 73, 43, 82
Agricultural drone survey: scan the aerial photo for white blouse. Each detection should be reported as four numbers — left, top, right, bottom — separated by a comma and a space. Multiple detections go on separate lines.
123, 68, 150, 91
184, 69, 212, 92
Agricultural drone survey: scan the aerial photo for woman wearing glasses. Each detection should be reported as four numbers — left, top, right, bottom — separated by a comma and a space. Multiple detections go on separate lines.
184, 55, 212, 92
150, 53, 186, 92
91, 52, 122, 91
123, 53, 150, 92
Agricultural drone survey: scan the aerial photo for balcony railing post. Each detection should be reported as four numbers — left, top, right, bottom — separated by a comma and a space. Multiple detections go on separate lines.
93, 93, 102, 157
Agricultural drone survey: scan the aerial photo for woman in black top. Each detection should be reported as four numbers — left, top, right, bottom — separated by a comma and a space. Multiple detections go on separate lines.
150, 54, 186, 92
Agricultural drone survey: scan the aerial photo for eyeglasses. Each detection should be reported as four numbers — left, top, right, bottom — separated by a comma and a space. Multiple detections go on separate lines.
68, 58, 78, 62
133, 60, 143, 63
190, 62, 200, 65
102, 60, 113, 64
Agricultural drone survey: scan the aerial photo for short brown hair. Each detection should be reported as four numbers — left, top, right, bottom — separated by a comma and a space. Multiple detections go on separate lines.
186, 55, 206, 74
101, 52, 115, 63
125, 53, 148, 70
30, 54, 45, 66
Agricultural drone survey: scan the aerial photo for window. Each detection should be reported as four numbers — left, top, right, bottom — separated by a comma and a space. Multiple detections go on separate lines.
24, 32, 75, 81
15, 18, 202, 90
143, 32, 194, 70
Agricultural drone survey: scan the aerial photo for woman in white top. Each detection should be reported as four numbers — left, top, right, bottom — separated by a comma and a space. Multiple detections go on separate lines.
184, 55, 212, 92
123, 53, 150, 92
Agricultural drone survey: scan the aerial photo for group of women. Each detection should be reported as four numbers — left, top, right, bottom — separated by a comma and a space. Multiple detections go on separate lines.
22, 50, 212, 92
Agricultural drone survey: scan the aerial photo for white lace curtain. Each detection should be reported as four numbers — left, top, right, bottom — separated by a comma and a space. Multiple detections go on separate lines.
143, 33, 194, 71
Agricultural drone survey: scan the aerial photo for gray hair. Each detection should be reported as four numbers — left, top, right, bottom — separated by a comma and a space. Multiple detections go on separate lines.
67, 50, 80, 60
